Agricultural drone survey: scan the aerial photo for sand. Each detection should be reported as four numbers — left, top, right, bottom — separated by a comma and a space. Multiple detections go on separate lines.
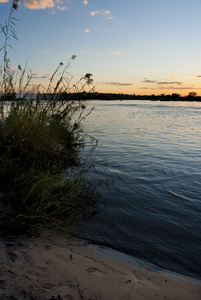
0, 228, 201, 300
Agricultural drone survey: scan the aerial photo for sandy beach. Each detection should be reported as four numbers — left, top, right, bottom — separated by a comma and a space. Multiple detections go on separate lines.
0, 228, 200, 300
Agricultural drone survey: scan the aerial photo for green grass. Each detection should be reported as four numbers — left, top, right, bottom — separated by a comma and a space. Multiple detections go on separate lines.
0, 1, 98, 232
0, 94, 98, 232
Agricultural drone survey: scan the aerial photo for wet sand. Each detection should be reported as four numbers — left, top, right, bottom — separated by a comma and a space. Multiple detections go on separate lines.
0, 229, 201, 300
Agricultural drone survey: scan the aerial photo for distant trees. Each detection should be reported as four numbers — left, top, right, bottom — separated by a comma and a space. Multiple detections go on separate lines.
171, 93, 181, 99
53, 91, 201, 101
188, 92, 197, 97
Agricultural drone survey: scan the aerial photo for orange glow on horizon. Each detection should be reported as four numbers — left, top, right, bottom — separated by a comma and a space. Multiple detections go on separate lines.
95, 84, 201, 97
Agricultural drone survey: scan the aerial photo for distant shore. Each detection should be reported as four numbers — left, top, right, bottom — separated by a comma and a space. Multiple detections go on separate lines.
0, 229, 201, 300
76, 92, 201, 102
44, 92, 201, 102
2, 92, 201, 102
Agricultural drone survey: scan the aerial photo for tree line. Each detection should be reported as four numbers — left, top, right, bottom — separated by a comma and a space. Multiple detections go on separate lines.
60, 91, 201, 101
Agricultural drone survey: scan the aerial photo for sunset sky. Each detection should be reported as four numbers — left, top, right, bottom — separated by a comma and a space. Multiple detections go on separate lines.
1, 0, 201, 95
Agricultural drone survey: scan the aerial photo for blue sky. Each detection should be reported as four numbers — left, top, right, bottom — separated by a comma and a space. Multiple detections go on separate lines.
1, 0, 201, 95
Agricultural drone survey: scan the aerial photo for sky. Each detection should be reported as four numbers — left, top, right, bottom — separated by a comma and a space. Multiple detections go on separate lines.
1, 0, 201, 95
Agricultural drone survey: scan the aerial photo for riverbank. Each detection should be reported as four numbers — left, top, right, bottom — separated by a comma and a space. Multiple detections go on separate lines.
0, 229, 200, 300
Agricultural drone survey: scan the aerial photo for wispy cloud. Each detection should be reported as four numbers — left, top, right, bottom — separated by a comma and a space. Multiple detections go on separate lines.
83, 0, 88, 4
158, 81, 182, 85
142, 79, 182, 85
32, 71, 51, 79
90, 9, 112, 19
84, 29, 90, 33
103, 10, 112, 19
143, 86, 198, 90
33, 73, 51, 79
111, 51, 128, 57
111, 51, 121, 56
141, 85, 197, 91
0, 0, 9, 3
57, 5, 66, 10
196, 75, 201, 78
142, 79, 156, 84
90, 10, 100, 16
139, 78, 198, 91
24, 0, 55, 9
103, 10, 111, 14
104, 82, 133, 86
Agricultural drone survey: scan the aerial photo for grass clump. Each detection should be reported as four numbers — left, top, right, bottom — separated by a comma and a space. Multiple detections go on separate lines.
0, 1, 98, 231
0, 90, 97, 232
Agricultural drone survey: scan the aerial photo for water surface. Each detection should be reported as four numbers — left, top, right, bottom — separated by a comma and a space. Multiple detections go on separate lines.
79, 100, 201, 280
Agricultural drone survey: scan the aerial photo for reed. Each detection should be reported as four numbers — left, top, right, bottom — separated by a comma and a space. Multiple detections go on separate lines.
0, 1, 98, 231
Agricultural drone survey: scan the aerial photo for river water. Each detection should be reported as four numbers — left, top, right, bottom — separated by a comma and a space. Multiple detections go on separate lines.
78, 100, 201, 281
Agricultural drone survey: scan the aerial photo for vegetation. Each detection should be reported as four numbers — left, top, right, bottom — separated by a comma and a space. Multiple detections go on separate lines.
70, 92, 201, 101
0, 1, 98, 231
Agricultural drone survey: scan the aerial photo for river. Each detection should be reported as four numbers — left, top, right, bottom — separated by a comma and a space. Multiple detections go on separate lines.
78, 100, 201, 281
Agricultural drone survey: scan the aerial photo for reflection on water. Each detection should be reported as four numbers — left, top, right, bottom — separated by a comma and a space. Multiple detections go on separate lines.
79, 100, 201, 280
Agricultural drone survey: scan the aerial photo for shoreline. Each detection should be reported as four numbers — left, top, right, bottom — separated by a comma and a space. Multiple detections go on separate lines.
89, 243, 201, 285
0, 229, 201, 300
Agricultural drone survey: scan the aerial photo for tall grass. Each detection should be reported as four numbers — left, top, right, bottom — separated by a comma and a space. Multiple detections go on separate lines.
0, 1, 98, 231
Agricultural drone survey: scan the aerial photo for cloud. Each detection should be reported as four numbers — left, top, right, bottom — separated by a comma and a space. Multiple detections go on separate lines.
142, 79, 182, 85
41, 75, 51, 79
90, 9, 112, 19
103, 10, 111, 14
196, 75, 201, 78
84, 29, 90, 33
112, 51, 120, 55
103, 10, 112, 19
32, 71, 51, 79
140, 78, 197, 90
140, 86, 198, 91
142, 79, 157, 84
57, 5, 66, 10
104, 10, 112, 19
158, 81, 182, 85
24, 0, 55, 9
33, 74, 51, 79
104, 82, 133, 86
0, 0, 9, 2
90, 10, 100, 16
83, 0, 88, 4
